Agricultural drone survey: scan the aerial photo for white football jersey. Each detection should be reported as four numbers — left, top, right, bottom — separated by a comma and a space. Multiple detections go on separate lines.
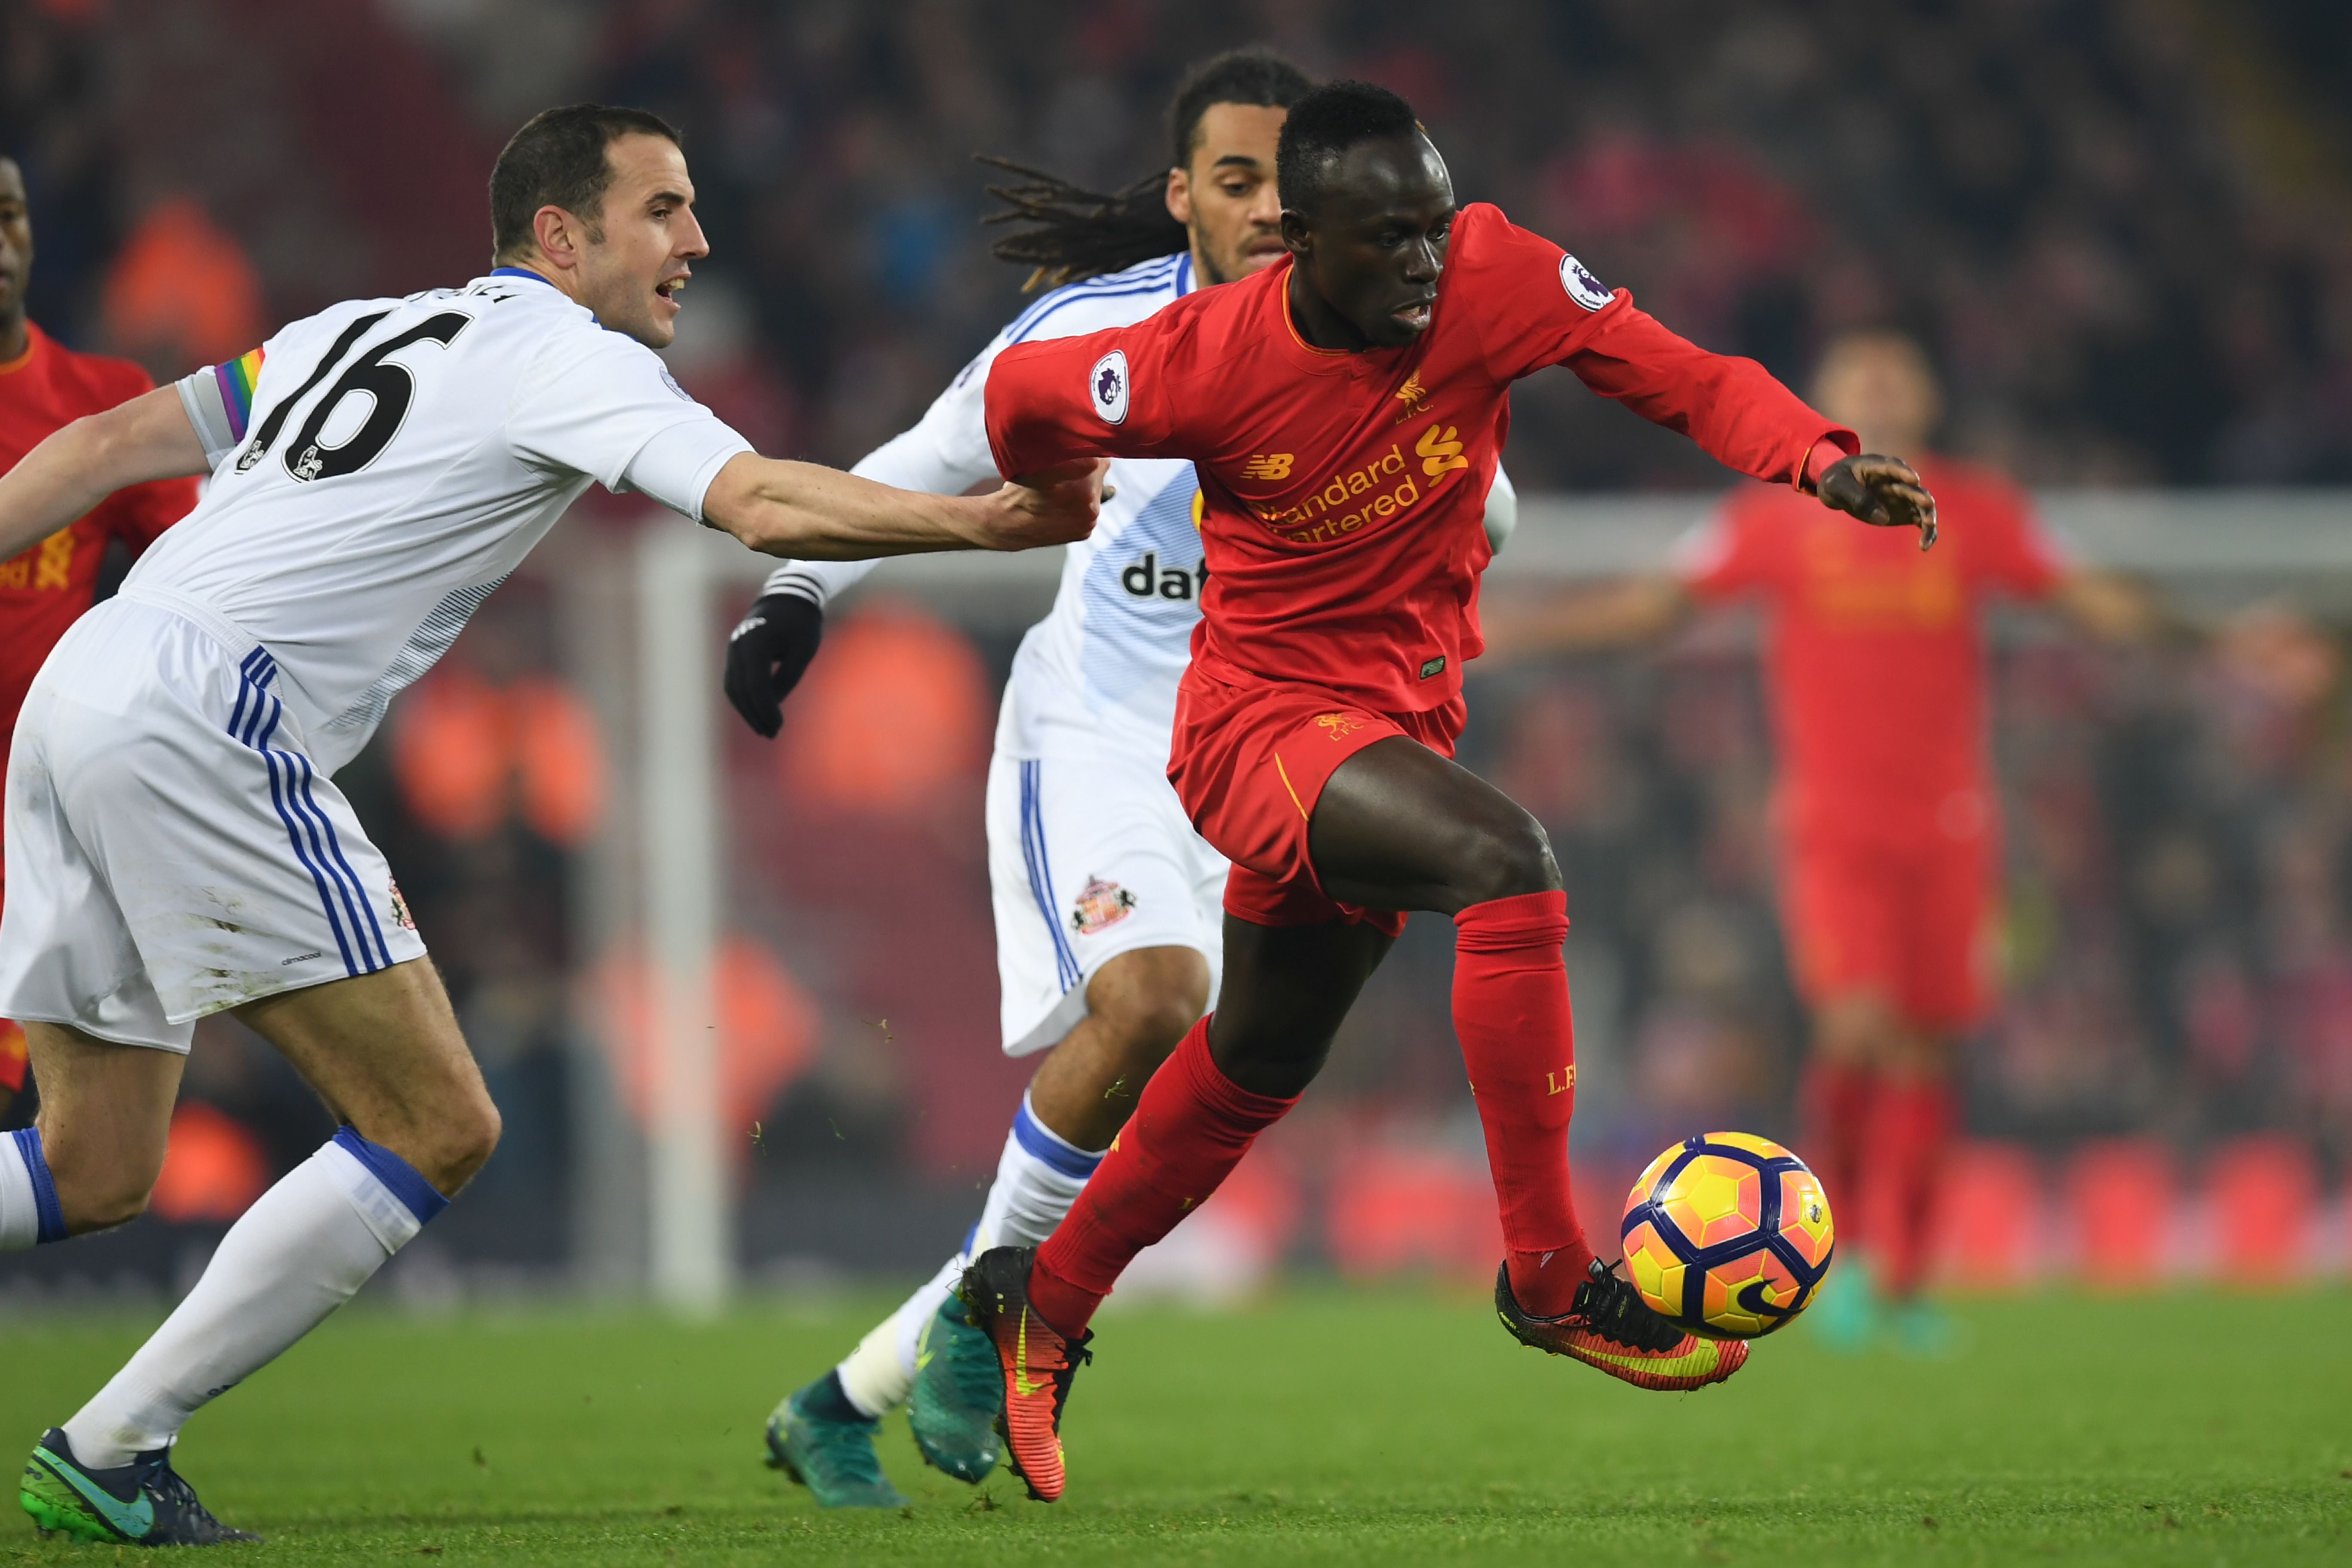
765, 252, 1517, 762
142, 268, 752, 774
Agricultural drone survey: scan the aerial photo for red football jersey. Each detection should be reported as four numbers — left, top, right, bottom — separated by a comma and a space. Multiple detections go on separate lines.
1680, 455, 2064, 841
986, 202, 1852, 714
0, 323, 198, 772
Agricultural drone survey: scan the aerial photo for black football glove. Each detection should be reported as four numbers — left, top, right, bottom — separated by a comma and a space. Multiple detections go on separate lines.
723, 592, 824, 738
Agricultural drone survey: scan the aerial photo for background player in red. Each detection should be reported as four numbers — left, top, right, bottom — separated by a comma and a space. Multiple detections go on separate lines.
1486, 327, 2165, 1353
0, 154, 199, 1120
962, 81, 1939, 1501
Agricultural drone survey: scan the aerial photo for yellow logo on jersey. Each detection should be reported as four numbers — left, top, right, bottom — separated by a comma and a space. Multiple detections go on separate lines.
1240, 453, 1295, 481
1393, 372, 1433, 421
2, 528, 76, 592
1417, 424, 1469, 479
1315, 712, 1366, 740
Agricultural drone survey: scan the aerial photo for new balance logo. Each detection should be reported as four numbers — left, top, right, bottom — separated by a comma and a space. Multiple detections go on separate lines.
1417, 425, 1468, 478
1240, 453, 1294, 481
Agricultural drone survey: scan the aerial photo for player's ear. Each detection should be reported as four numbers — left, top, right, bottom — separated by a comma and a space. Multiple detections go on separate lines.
1279, 208, 1313, 257
1165, 167, 1194, 227
532, 204, 585, 268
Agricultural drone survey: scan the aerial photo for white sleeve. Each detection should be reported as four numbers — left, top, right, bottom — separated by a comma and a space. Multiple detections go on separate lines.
174, 369, 240, 470
1482, 464, 1519, 555
507, 331, 753, 521
757, 339, 1009, 608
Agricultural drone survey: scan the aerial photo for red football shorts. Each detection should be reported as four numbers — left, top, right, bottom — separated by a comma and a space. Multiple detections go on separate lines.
1168, 669, 1465, 937
1782, 830, 1994, 1032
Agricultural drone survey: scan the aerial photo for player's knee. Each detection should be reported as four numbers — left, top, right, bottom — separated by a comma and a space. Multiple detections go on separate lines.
50, 1154, 160, 1234
1100, 990, 1205, 1071
1452, 808, 1560, 909
398, 1090, 502, 1196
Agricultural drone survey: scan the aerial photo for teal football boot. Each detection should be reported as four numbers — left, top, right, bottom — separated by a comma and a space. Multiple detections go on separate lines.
1806, 1261, 1883, 1353
21, 1427, 260, 1545
908, 1292, 1004, 1482
763, 1378, 907, 1508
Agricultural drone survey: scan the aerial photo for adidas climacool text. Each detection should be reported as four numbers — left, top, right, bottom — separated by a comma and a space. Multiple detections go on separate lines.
959, 1246, 1091, 1502
20, 1428, 259, 1546
1495, 1257, 1749, 1391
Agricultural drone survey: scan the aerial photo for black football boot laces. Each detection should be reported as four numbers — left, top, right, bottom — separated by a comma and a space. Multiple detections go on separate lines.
1568, 1258, 1686, 1352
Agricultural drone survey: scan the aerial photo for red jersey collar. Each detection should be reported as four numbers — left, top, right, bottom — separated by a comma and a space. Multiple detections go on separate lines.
1270, 258, 1406, 378
0, 320, 43, 377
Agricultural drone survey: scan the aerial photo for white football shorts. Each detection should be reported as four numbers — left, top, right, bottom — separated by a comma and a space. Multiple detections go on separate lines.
985, 745, 1227, 1056
0, 593, 427, 1052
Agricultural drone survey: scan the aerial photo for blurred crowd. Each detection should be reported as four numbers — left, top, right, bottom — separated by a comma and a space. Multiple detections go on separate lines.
4, 0, 2352, 1289
6, 0, 2352, 486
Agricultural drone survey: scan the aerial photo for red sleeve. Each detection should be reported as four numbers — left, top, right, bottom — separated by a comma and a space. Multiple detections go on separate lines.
1957, 472, 2070, 602
101, 474, 200, 554
1675, 496, 1776, 601
1452, 206, 1855, 490
73, 359, 198, 554
983, 313, 1191, 477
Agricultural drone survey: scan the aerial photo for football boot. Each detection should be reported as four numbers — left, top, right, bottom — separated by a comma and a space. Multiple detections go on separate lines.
20, 1427, 260, 1546
909, 1292, 1004, 1482
1495, 1256, 1749, 1391
957, 1246, 1090, 1502
763, 1381, 907, 1508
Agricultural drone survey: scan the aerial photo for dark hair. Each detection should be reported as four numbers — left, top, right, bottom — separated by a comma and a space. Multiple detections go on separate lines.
490, 104, 681, 262
979, 48, 1312, 292
1275, 80, 1420, 217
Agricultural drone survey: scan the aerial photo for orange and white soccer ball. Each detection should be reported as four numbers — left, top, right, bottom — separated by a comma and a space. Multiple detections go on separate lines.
1620, 1132, 1835, 1340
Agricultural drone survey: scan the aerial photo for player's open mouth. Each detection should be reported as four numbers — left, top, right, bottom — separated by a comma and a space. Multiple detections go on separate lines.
656, 278, 686, 303
1393, 298, 1433, 329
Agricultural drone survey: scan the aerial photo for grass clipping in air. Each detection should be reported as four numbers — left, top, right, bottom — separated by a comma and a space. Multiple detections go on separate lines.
1, 1287, 2344, 1564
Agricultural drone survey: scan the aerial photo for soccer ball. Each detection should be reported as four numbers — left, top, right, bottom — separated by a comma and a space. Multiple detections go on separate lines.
1620, 1132, 1835, 1340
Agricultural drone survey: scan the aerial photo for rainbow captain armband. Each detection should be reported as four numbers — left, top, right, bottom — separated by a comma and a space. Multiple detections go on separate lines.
214, 348, 264, 441
175, 346, 265, 467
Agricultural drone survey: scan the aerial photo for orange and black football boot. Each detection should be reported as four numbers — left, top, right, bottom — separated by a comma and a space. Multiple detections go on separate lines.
958, 1246, 1092, 1502
1496, 1256, 1748, 1390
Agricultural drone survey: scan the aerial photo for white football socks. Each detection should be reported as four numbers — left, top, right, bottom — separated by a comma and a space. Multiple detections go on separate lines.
62, 1129, 445, 1468
0, 1128, 66, 1250
833, 1093, 1101, 1418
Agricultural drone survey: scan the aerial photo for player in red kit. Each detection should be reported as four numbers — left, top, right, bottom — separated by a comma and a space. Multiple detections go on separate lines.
0, 156, 199, 1118
1486, 328, 2165, 1353
962, 82, 1938, 1500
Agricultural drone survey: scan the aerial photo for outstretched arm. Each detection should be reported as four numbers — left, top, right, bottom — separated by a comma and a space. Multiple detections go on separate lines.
0, 387, 208, 561
2055, 570, 2176, 643
1479, 576, 1693, 664
700, 453, 1105, 559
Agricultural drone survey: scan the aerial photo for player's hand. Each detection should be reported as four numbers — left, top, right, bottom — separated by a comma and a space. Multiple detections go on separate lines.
1817, 454, 1939, 550
723, 592, 824, 739
983, 458, 1111, 551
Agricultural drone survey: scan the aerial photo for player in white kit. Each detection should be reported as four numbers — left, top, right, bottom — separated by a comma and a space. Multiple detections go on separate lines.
0, 106, 1101, 1546
726, 52, 1516, 1506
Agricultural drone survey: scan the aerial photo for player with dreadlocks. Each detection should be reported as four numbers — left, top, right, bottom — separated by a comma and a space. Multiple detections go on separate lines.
728, 49, 1518, 1507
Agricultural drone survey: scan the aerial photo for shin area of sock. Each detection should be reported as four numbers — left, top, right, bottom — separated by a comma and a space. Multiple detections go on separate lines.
1029, 1018, 1295, 1335
61, 1130, 439, 1468
0, 1127, 67, 1250
1454, 891, 1589, 1316
1869, 1074, 1954, 1298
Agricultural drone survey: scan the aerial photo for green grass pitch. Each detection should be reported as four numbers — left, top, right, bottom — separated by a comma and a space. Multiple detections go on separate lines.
1, 1286, 2344, 1564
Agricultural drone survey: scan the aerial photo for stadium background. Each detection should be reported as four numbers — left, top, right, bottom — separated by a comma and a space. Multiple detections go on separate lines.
4, 0, 2352, 1306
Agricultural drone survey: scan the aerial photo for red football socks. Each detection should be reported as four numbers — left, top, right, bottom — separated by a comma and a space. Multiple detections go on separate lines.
1453, 890, 1594, 1318
1028, 1017, 1298, 1337
1868, 1073, 1954, 1299
1798, 1057, 1875, 1254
